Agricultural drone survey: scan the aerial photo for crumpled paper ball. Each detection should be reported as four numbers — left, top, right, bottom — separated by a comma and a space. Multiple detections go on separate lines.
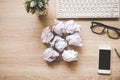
41, 27, 54, 44
66, 33, 83, 46
52, 20, 65, 36
43, 48, 59, 62
62, 50, 78, 62
51, 36, 67, 52
64, 20, 81, 34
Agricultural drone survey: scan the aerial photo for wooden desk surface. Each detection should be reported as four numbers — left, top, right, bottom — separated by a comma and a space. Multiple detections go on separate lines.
0, 0, 120, 80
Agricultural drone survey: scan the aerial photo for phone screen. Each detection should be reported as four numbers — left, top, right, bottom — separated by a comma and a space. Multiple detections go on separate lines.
99, 50, 111, 70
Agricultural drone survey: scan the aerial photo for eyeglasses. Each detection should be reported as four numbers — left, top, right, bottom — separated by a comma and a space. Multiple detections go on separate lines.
90, 22, 120, 39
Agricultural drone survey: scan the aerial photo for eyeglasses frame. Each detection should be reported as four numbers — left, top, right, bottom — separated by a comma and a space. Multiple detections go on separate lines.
90, 22, 120, 39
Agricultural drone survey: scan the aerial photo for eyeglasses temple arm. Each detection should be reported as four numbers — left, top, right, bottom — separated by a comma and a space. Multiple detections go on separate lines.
114, 48, 120, 58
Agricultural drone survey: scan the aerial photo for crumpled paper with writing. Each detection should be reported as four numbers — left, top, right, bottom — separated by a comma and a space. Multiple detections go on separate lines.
43, 47, 59, 62
51, 36, 67, 52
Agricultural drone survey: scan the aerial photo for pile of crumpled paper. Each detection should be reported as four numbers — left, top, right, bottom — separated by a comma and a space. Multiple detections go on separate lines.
41, 20, 83, 62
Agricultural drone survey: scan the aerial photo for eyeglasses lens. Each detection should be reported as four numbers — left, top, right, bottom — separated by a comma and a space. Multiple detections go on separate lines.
107, 29, 119, 39
92, 25, 105, 34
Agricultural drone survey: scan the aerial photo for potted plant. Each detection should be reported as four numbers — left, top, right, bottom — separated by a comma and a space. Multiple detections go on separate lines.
24, 0, 49, 16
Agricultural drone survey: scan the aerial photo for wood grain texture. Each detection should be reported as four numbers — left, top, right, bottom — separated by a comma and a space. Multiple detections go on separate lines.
0, 0, 120, 80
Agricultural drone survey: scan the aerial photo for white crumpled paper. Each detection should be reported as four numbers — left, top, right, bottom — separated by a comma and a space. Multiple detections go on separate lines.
66, 33, 83, 46
64, 20, 81, 34
51, 36, 67, 52
41, 27, 54, 44
52, 20, 65, 36
43, 48, 59, 62
62, 50, 78, 62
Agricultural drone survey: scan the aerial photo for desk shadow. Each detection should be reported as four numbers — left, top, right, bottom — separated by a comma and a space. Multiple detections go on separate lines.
68, 45, 83, 54
46, 55, 79, 71
46, 57, 61, 68
58, 18, 119, 21
64, 61, 79, 71
45, 45, 82, 70
38, 15, 49, 28
47, 60, 79, 71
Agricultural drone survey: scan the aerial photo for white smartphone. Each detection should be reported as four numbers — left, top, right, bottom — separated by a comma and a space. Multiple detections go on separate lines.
98, 45, 112, 74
